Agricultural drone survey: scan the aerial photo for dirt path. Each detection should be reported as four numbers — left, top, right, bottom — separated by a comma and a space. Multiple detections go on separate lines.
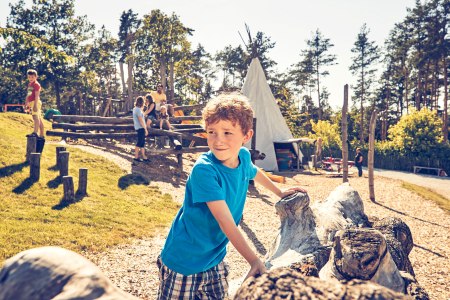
73, 144, 449, 300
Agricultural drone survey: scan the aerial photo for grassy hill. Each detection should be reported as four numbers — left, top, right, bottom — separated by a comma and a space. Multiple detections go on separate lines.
0, 112, 179, 261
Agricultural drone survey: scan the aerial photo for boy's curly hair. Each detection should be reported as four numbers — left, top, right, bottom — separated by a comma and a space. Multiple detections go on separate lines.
135, 96, 144, 107
202, 93, 254, 134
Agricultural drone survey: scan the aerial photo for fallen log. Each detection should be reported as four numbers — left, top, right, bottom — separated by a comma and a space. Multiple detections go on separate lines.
234, 268, 409, 300
173, 128, 206, 134
52, 123, 135, 131
318, 228, 405, 293
265, 183, 369, 270
53, 115, 132, 124
0, 246, 138, 300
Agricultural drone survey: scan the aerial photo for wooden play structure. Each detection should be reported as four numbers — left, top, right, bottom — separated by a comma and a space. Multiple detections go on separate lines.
46, 105, 207, 172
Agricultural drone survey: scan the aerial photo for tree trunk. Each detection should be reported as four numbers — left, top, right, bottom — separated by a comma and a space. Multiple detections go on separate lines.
55, 80, 62, 111
169, 59, 175, 103
127, 58, 134, 112
119, 62, 127, 100
443, 55, 448, 143
316, 62, 322, 120
368, 109, 377, 202
360, 70, 365, 143
342, 84, 349, 183
159, 58, 167, 89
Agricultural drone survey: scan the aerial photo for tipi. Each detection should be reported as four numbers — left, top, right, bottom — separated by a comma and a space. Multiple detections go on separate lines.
242, 58, 301, 171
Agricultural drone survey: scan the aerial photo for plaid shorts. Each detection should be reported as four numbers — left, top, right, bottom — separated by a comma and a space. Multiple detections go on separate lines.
157, 256, 230, 300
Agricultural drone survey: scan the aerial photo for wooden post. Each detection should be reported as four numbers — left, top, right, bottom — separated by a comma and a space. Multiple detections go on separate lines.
29, 153, 41, 181
369, 110, 377, 202
63, 176, 75, 202
342, 84, 349, 182
26, 136, 37, 162
177, 153, 183, 172
78, 168, 88, 196
59, 151, 69, 177
56, 146, 67, 169
311, 155, 317, 171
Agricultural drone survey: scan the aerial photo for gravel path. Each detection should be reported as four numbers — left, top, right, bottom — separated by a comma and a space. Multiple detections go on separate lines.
73, 144, 449, 300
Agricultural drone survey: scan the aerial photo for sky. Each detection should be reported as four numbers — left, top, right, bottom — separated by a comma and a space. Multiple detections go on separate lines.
0, 0, 416, 109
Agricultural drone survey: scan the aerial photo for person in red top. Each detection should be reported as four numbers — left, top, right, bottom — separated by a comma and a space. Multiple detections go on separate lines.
25, 69, 44, 137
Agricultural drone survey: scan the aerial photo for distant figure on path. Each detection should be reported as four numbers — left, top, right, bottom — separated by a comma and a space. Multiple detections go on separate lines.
355, 147, 364, 177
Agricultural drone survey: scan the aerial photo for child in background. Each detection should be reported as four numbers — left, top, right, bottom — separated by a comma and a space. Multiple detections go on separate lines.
159, 105, 171, 130
25, 69, 44, 138
132, 96, 150, 164
144, 94, 157, 129
157, 93, 307, 299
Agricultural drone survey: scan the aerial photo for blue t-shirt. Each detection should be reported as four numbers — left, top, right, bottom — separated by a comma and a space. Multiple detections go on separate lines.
133, 107, 144, 130
161, 147, 258, 275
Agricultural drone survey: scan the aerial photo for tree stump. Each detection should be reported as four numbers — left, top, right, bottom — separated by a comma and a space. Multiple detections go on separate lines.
29, 153, 41, 181
77, 168, 88, 197
0, 246, 138, 299
62, 176, 75, 202
26, 136, 37, 162
319, 228, 405, 293
56, 146, 66, 169
235, 268, 409, 300
59, 151, 69, 177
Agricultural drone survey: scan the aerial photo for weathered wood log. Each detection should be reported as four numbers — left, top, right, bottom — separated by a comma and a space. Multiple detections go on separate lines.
234, 268, 409, 300
177, 153, 183, 171
173, 128, 205, 134
53, 115, 132, 124
168, 137, 183, 150
26, 136, 37, 162
29, 153, 41, 181
342, 84, 349, 182
372, 217, 414, 275
265, 183, 369, 270
59, 151, 69, 177
63, 176, 75, 202
145, 146, 209, 155
319, 228, 405, 293
56, 146, 66, 169
77, 168, 88, 197
52, 123, 135, 131
0, 246, 138, 300
47, 128, 183, 139
172, 124, 203, 129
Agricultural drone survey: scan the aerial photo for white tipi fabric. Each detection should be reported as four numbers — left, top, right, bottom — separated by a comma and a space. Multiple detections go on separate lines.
242, 58, 294, 171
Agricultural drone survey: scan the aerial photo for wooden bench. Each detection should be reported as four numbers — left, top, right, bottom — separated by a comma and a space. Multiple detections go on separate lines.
413, 166, 442, 176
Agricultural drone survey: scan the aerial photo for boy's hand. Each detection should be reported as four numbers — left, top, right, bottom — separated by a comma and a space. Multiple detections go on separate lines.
145, 129, 148, 136
244, 258, 266, 281
279, 186, 307, 198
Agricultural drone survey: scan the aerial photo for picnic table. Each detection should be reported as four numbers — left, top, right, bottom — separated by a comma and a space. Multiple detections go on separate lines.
322, 158, 355, 173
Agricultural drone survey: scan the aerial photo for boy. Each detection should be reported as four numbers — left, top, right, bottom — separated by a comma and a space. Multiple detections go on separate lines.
25, 69, 44, 138
132, 96, 150, 164
157, 94, 306, 299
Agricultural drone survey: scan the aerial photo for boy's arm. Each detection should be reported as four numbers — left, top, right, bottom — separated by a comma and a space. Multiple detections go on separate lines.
138, 115, 148, 135
206, 200, 266, 280
254, 168, 307, 197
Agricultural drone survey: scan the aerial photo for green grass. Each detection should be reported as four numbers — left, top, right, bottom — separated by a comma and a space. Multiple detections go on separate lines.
0, 112, 180, 261
402, 182, 450, 213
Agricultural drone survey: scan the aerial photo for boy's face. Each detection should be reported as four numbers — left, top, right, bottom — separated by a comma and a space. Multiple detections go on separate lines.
27, 74, 37, 83
206, 119, 253, 169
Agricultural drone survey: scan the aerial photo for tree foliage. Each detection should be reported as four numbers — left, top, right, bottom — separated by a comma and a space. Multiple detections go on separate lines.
388, 108, 443, 154
308, 120, 342, 149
